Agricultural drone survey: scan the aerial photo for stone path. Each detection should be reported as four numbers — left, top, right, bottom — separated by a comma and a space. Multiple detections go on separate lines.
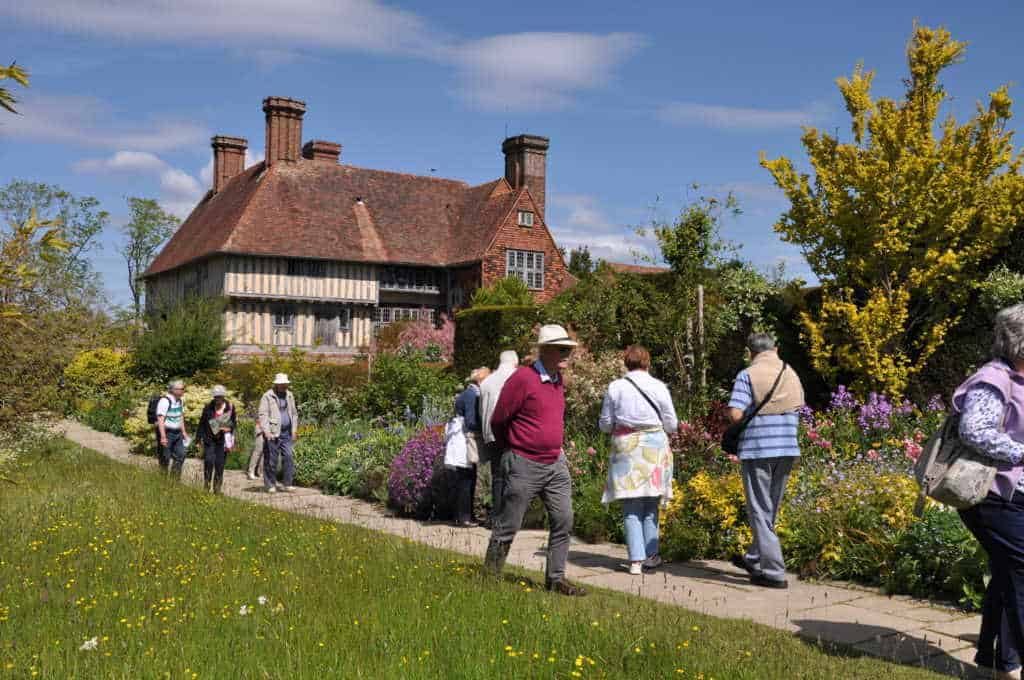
56, 420, 984, 678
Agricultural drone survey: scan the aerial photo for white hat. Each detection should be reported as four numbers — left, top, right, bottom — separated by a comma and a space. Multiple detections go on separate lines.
211, 385, 227, 397
498, 350, 519, 367
273, 373, 290, 385
535, 324, 578, 347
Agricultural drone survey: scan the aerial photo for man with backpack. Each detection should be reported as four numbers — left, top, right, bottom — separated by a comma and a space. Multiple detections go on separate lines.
152, 379, 190, 479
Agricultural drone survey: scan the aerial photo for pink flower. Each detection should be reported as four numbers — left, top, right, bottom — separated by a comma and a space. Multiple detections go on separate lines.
866, 449, 880, 461
727, 454, 739, 463
586, 447, 596, 456
807, 430, 820, 441
904, 439, 923, 461
819, 440, 833, 450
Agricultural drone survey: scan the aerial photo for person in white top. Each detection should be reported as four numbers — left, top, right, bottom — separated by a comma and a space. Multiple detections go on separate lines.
478, 350, 519, 524
599, 345, 678, 575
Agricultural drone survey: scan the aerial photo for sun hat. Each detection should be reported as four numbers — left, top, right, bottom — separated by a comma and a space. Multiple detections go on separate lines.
211, 385, 227, 398
273, 373, 290, 385
534, 324, 578, 347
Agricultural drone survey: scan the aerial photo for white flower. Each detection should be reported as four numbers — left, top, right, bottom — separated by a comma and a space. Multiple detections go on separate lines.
239, 605, 251, 616
257, 596, 268, 606
79, 637, 98, 651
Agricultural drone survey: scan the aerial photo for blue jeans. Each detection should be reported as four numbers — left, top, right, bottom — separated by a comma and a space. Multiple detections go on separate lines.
622, 497, 660, 562
960, 491, 1024, 673
263, 432, 294, 490
161, 429, 186, 479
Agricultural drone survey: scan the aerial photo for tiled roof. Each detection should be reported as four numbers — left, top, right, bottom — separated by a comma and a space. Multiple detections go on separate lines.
604, 261, 671, 275
145, 160, 525, 276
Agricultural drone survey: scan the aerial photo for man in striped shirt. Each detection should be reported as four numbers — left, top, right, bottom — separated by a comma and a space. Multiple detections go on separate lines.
727, 332, 804, 589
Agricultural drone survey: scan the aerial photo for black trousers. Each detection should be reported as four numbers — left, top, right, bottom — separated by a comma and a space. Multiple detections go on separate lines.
960, 491, 1024, 672
203, 440, 227, 493
453, 465, 477, 523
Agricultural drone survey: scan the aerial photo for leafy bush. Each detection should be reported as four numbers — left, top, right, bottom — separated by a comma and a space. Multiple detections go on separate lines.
387, 427, 447, 518
132, 296, 227, 383
660, 471, 751, 562
885, 507, 988, 607
397, 315, 455, 363
63, 347, 133, 405
469, 276, 534, 307
122, 384, 239, 455
79, 390, 137, 436
359, 353, 459, 420
321, 426, 410, 501
563, 348, 624, 437
292, 420, 370, 487
453, 304, 540, 378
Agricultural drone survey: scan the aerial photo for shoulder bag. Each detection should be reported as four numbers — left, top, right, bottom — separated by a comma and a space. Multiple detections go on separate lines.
721, 364, 786, 456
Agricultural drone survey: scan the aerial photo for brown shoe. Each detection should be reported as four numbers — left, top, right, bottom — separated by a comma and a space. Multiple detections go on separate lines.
545, 579, 587, 597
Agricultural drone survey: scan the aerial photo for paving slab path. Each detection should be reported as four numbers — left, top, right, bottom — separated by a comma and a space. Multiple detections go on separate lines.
55, 420, 984, 678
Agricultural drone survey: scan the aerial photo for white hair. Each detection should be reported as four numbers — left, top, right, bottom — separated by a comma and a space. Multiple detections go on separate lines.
993, 304, 1024, 363
747, 332, 777, 356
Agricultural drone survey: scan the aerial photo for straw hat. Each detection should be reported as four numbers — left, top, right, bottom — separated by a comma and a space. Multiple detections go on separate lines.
534, 324, 578, 347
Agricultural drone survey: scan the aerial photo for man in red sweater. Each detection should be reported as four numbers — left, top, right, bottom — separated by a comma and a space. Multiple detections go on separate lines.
484, 324, 587, 597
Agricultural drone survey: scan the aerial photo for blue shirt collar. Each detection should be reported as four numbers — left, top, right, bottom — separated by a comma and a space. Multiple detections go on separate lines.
532, 360, 560, 384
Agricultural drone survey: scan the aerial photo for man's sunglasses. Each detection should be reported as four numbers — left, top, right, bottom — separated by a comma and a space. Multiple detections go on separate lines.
557, 347, 574, 357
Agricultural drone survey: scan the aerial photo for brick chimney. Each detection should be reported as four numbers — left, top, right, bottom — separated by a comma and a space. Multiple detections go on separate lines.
263, 96, 306, 166
210, 135, 247, 193
302, 140, 341, 164
502, 134, 550, 217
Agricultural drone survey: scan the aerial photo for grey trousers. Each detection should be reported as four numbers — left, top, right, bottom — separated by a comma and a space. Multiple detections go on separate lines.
740, 456, 796, 581
489, 451, 573, 582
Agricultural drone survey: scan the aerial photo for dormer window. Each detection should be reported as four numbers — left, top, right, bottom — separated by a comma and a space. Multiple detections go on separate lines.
517, 210, 534, 227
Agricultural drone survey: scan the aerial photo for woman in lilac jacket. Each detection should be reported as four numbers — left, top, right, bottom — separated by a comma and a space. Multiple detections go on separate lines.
955, 304, 1024, 680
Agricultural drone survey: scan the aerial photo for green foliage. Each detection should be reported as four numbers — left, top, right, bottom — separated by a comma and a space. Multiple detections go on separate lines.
78, 391, 138, 437
563, 349, 624, 438
453, 304, 541, 377
885, 507, 988, 607
122, 197, 178, 322
566, 246, 595, 279
63, 348, 132, 404
359, 353, 460, 420
469, 276, 535, 307
321, 426, 410, 501
762, 25, 1024, 396
0, 208, 69, 322
132, 296, 228, 383
977, 265, 1024, 313
0, 61, 28, 115
293, 421, 370, 486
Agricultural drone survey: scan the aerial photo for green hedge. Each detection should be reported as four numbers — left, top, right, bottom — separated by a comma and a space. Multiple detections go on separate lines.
453, 305, 540, 376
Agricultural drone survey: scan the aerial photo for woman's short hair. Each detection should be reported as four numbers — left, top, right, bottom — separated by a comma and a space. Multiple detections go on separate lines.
992, 304, 1024, 363
623, 345, 651, 371
747, 332, 777, 356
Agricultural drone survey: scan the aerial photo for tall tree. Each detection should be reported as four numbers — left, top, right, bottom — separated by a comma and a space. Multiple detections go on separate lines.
0, 62, 28, 115
120, 198, 177, 323
0, 181, 109, 309
0, 209, 68, 323
762, 25, 1024, 397
567, 246, 595, 278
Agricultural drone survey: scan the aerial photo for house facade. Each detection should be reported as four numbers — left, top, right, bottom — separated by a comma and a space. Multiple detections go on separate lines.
143, 96, 572, 358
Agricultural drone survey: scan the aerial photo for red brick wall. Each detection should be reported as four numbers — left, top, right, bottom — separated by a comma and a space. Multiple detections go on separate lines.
481, 190, 570, 303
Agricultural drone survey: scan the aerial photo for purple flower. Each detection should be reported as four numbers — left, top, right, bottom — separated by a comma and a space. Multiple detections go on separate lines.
858, 393, 893, 432
797, 405, 815, 425
387, 427, 445, 514
926, 394, 945, 412
829, 385, 859, 411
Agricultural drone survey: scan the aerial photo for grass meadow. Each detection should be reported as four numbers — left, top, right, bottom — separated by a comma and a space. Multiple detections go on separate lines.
0, 441, 945, 679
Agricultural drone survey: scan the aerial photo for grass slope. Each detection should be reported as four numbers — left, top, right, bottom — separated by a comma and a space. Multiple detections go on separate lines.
0, 442, 943, 679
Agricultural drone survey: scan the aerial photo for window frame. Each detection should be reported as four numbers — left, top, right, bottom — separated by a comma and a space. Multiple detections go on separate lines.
517, 210, 535, 227
505, 249, 545, 290
287, 259, 327, 278
271, 305, 296, 330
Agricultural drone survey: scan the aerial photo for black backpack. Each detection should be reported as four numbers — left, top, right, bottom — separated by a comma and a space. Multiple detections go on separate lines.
146, 395, 167, 425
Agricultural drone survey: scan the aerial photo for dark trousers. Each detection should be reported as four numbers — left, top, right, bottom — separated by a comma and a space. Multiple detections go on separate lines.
156, 429, 167, 467
489, 451, 573, 582
490, 453, 507, 519
203, 440, 227, 493
451, 465, 477, 523
263, 431, 294, 490
960, 491, 1024, 672
159, 429, 185, 479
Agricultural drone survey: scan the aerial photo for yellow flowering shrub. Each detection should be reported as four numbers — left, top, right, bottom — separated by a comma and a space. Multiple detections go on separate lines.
123, 384, 238, 455
660, 471, 751, 561
63, 347, 132, 405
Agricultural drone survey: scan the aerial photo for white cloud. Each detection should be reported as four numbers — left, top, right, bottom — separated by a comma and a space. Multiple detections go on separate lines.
549, 194, 660, 265
657, 101, 828, 130
198, 149, 264, 188
1, 2, 644, 113
4, 0, 434, 56
450, 32, 645, 112
74, 150, 207, 220
0, 94, 207, 151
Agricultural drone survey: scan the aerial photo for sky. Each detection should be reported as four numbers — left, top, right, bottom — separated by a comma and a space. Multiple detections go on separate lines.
2, 0, 1023, 307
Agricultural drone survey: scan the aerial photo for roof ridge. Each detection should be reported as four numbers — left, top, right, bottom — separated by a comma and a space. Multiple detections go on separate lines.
222, 162, 270, 251
338, 163, 473, 187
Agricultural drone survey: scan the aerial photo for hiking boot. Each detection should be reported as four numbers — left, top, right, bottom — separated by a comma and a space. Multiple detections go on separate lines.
730, 555, 759, 576
545, 579, 587, 597
483, 540, 511, 577
750, 574, 788, 589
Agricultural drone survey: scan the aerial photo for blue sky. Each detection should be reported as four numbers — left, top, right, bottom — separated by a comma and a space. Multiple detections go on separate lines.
2, 0, 1022, 307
